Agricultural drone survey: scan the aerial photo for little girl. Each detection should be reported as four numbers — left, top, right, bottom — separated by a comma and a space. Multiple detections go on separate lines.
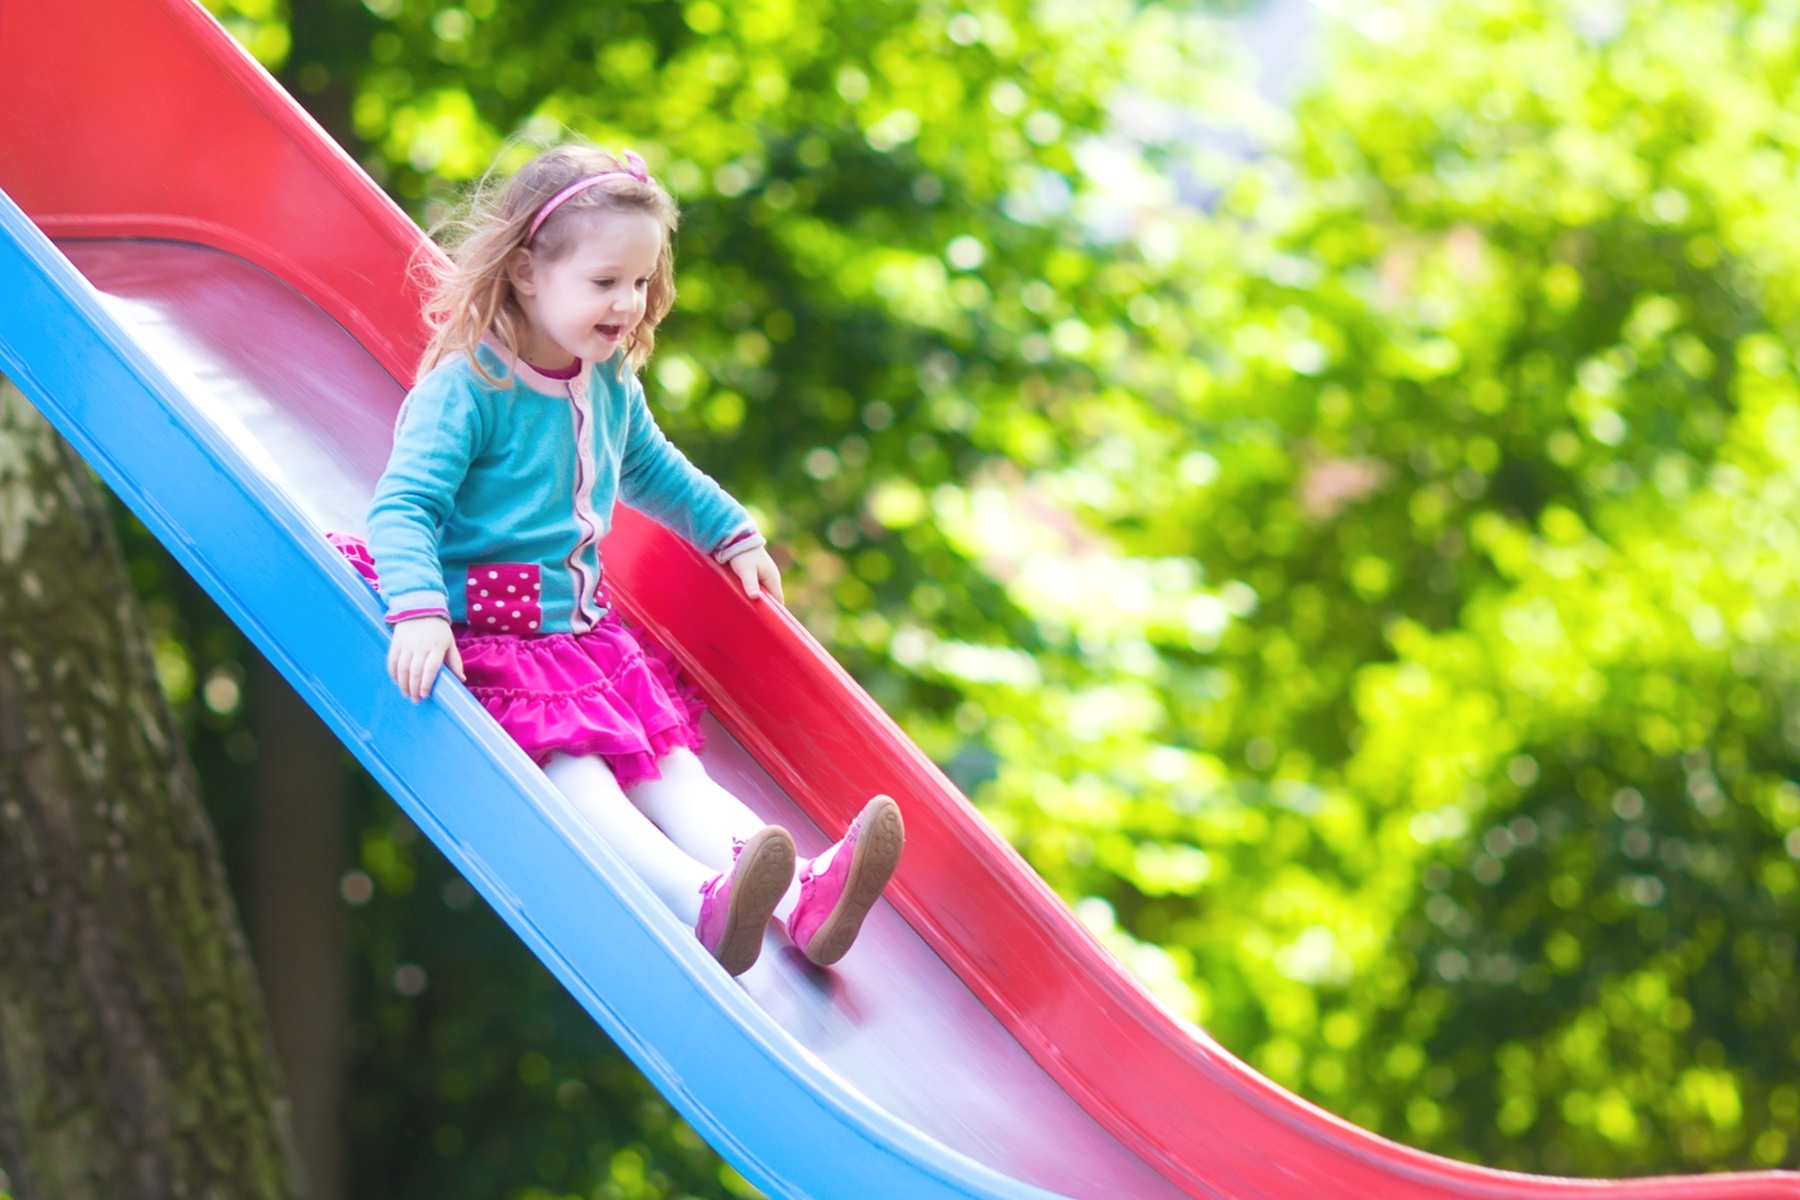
361, 144, 903, 976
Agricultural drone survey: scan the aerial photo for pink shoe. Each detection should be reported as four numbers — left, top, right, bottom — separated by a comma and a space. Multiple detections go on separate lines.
788, 795, 904, 966
696, 825, 795, 976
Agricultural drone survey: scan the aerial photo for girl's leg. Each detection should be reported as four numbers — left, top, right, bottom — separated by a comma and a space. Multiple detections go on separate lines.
624, 747, 803, 919
628, 744, 907, 967
623, 747, 766, 869
787, 795, 905, 966
543, 752, 711, 925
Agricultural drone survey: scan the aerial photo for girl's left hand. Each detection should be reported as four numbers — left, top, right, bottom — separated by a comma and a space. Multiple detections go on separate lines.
728, 546, 784, 604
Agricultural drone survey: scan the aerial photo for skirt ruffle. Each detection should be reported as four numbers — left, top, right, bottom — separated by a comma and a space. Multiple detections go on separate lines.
456, 616, 706, 786
326, 531, 702, 786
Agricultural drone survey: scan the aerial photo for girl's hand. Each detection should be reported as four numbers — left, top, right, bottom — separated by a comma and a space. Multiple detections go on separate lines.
387, 614, 466, 702
728, 546, 784, 604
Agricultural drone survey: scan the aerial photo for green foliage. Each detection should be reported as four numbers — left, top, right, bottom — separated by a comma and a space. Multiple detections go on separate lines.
203, 0, 292, 67
165, 0, 1800, 1189
952, 0, 1800, 1177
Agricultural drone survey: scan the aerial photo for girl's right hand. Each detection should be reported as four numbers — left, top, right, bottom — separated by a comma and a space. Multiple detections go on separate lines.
387, 615, 466, 702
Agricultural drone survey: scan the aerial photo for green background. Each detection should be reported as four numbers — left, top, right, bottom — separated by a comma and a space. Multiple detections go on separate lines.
128, 0, 1800, 1193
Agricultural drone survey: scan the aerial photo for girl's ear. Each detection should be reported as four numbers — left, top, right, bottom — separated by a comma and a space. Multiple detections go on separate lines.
506, 248, 539, 297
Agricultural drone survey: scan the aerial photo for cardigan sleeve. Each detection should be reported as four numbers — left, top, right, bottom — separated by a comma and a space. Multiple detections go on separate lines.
616, 369, 760, 558
365, 367, 485, 620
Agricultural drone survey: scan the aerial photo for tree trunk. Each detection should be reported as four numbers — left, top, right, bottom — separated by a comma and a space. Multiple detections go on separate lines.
0, 376, 304, 1199
252, 657, 346, 1200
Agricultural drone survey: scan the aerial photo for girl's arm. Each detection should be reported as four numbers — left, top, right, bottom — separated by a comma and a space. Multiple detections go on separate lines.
616, 372, 780, 598
387, 615, 464, 702
718, 538, 783, 601
367, 373, 484, 618
367, 373, 484, 696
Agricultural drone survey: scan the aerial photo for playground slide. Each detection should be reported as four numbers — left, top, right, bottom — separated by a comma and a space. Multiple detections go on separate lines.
1, 3, 1797, 1198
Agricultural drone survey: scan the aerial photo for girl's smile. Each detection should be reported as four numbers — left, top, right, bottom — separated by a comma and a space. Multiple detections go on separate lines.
377, 145, 886, 979
511, 208, 664, 370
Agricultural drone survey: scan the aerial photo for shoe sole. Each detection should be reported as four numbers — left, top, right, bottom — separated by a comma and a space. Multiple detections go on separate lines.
714, 826, 795, 976
803, 796, 904, 967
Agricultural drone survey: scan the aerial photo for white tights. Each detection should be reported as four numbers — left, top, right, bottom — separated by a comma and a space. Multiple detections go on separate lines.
543, 747, 802, 927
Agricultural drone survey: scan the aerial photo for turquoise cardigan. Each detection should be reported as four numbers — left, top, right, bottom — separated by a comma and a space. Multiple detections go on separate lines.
367, 344, 759, 634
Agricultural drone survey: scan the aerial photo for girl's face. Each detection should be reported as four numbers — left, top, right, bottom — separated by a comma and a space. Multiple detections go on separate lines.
512, 209, 663, 367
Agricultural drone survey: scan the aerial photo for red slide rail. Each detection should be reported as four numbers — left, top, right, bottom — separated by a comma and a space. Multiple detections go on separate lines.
2, 2, 1794, 1195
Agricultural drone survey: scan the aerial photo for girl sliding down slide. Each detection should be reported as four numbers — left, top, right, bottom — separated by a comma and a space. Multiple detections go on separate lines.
350, 143, 903, 976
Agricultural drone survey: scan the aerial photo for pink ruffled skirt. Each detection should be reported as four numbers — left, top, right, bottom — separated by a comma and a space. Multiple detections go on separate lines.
455, 617, 704, 786
330, 533, 703, 786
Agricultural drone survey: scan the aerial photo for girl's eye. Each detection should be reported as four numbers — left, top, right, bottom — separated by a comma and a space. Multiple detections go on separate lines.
635, 278, 650, 290
593, 278, 615, 288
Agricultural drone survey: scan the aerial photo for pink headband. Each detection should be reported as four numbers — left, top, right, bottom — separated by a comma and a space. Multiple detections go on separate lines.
526, 150, 650, 243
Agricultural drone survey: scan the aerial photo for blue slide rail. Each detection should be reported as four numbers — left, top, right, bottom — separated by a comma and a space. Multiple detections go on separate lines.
0, 187, 1066, 1200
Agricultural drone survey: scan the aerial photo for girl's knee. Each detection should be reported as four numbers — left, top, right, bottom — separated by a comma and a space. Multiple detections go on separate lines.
544, 751, 622, 792
650, 745, 706, 781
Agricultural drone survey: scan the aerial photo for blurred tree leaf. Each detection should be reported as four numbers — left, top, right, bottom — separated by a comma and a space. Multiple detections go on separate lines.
204, 0, 1800, 1189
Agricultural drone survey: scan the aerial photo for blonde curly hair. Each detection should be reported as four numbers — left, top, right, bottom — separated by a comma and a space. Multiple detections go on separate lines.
417, 143, 678, 385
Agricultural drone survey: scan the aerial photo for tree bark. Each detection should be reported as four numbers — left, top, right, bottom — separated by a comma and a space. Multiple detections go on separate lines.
252, 657, 345, 1200
0, 377, 304, 1199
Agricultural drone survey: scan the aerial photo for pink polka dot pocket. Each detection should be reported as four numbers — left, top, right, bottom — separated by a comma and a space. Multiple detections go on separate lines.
466, 563, 543, 633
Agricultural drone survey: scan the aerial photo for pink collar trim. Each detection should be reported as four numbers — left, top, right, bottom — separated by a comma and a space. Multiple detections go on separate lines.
478, 338, 584, 396
535, 358, 582, 381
